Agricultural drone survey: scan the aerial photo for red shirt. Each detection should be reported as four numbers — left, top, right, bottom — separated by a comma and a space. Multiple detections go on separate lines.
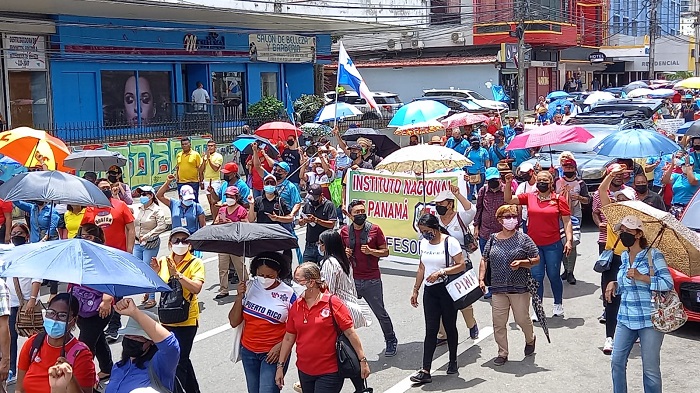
286, 293, 353, 375
0, 199, 12, 226
339, 224, 386, 280
517, 192, 570, 246
82, 198, 134, 251
247, 154, 274, 191
486, 116, 502, 135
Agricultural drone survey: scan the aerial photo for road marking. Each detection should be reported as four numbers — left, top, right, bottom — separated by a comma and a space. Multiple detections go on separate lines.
383, 326, 494, 393
194, 323, 231, 343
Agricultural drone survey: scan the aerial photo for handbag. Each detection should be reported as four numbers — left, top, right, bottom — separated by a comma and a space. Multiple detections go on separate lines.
13, 278, 44, 337
482, 235, 496, 287
229, 321, 244, 363
142, 236, 161, 250
594, 238, 620, 273
646, 250, 687, 333
456, 214, 478, 254
442, 238, 483, 310
158, 260, 195, 325
328, 295, 362, 379
467, 172, 481, 185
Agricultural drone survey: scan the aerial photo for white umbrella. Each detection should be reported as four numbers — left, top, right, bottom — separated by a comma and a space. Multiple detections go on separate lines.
314, 102, 362, 123
626, 88, 655, 98
375, 144, 473, 174
584, 91, 616, 105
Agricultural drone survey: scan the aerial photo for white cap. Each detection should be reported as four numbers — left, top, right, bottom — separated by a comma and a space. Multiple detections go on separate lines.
433, 189, 456, 203
518, 162, 534, 174
614, 215, 644, 233
612, 188, 636, 202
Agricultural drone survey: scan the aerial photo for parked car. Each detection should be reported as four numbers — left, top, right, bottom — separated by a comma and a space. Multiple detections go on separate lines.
567, 99, 663, 127
412, 96, 491, 116
669, 268, 700, 323
324, 91, 403, 120
422, 88, 509, 112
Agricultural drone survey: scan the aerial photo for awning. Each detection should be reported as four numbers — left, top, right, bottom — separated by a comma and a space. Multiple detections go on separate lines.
325, 55, 498, 69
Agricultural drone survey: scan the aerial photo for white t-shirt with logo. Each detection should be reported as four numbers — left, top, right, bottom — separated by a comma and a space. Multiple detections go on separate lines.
419, 236, 462, 287
242, 279, 297, 324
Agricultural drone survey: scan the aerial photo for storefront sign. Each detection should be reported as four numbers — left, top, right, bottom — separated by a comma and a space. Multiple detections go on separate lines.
529, 60, 557, 68
248, 34, 316, 63
588, 51, 607, 64
182, 32, 226, 53
3, 34, 46, 70
345, 169, 468, 264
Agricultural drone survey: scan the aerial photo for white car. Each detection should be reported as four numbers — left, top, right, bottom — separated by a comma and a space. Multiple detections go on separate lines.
324, 91, 403, 119
422, 88, 508, 112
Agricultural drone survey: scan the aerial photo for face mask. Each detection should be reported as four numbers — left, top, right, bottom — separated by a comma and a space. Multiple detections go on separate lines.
488, 179, 501, 189
536, 182, 550, 193
315, 167, 325, 174
122, 337, 147, 359
310, 198, 320, 207
287, 139, 295, 146
409, 141, 418, 146
257, 276, 277, 288
225, 199, 237, 206
495, 137, 502, 144
435, 205, 449, 216
422, 231, 435, 241
563, 171, 576, 179
107, 175, 118, 183
263, 185, 276, 194
619, 232, 637, 248
317, 245, 325, 256
103, 190, 113, 200
634, 184, 648, 194
675, 159, 684, 166
43, 318, 67, 339
502, 217, 519, 231
291, 281, 306, 297
305, 141, 311, 147
139, 196, 150, 205
471, 143, 480, 149
515, 128, 524, 134
171, 244, 189, 256
352, 213, 367, 226
182, 199, 193, 207
274, 172, 284, 180
693, 145, 700, 151
349, 152, 359, 160
453, 135, 461, 141
521, 173, 532, 182
11, 236, 26, 246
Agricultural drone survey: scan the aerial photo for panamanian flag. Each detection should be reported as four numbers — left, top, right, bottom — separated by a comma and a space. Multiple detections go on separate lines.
338, 41, 379, 112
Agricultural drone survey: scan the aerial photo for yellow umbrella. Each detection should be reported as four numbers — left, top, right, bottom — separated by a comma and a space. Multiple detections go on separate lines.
393, 120, 445, 136
0, 127, 70, 171
674, 77, 700, 90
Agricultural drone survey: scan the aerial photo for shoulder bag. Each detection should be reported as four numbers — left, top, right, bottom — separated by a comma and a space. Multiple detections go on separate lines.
328, 295, 362, 379
442, 237, 483, 310
482, 234, 496, 287
13, 278, 44, 337
594, 238, 620, 273
158, 260, 195, 325
647, 250, 687, 333
456, 214, 478, 254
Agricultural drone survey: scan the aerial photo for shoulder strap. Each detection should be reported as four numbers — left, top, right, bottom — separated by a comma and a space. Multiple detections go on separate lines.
360, 222, 372, 245
484, 234, 496, 261
178, 259, 195, 275
646, 248, 655, 277
30, 332, 46, 363
13, 278, 25, 307
328, 295, 342, 335
444, 237, 451, 268
456, 214, 472, 236
65, 341, 89, 366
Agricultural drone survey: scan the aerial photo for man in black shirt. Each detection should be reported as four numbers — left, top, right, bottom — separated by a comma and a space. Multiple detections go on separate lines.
281, 136, 302, 186
247, 173, 295, 267
300, 184, 337, 263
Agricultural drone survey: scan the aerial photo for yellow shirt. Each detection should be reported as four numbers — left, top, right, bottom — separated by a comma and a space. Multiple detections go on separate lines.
64, 209, 85, 239
176, 150, 203, 183
202, 152, 224, 181
158, 253, 205, 327
606, 225, 627, 256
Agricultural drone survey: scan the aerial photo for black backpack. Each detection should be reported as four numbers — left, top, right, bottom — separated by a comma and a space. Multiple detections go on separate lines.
158, 260, 195, 325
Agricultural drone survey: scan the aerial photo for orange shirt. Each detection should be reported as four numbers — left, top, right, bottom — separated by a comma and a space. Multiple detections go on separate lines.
241, 280, 296, 353
18, 334, 96, 393
82, 198, 134, 251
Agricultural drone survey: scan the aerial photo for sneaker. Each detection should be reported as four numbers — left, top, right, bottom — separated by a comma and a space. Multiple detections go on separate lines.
567, 272, 577, 285
293, 381, 302, 392
560, 271, 568, 280
384, 338, 398, 357
603, 337, 614, 355
446, 361, 458, 374
105, 331, 119, 343
469, 323, 479, 340
524, 336, 536, 356
7, 370, 16, 385
598, 310, 606, 324
436, 338, 448, 347
493, 356, 508, 366
214, 293, 229, 300
483, 290, 492, 299
531, 312, 539, 322
410, 370, 432, 384
552, 304, 564, 317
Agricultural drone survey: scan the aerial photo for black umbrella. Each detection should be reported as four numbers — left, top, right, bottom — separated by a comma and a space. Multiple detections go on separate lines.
188, 222, 298, 256
0, 171, 111, 207
527, 275, 551, 343
685, 122, 700, 138
64, 150, 127, 172
341, 128, 400, 158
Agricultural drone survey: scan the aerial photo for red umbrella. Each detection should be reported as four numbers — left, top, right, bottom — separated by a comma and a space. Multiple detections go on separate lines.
505, 124, 594, 151
441, 113, 490, 128
255, 122, 302, 143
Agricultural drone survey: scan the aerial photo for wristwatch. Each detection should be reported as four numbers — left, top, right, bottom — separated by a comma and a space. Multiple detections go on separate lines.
173, 272, 183, 280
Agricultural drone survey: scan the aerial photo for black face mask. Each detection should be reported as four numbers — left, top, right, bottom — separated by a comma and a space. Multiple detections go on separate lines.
349, 152, 359, 160
471, 143, 480, 149
122, 337, 147, 359
435, 205, 449, 216
286, 140, 295, 146
11, 236, 26, 246
352, 214, 367, 226
693, 145, 700, 151
619, 232, 637, 248
521, 173, 532, 182
495, 138, 502, 144
563, 171, 576, 179
488, 179, 501, 189
273, 172, 285, 181
453, 136, 461, 141
107, 175, 118, 183
536, 182, 550, 193
409, 141, 418, 146
102, 190, 113, 200
634, 184, 648, 194
310, 198, 320, 207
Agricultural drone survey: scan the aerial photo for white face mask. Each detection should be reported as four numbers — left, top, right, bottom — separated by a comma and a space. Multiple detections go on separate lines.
225, 199, 237, 206
171, 244, 189, 256
257, 276, 277, 288
502, 218, 519, 231
315, 167, 325, 174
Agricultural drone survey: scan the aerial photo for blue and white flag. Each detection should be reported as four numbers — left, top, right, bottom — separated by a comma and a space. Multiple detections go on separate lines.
338, 41, 379, 111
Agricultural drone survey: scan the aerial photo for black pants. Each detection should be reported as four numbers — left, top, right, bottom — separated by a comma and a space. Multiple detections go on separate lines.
77, 313, 113, 374
166, 324, 200, 393
422, 282, 458, 370
601, 254, 623, 338
106, 297, 123, 333
298, 370, 343, 393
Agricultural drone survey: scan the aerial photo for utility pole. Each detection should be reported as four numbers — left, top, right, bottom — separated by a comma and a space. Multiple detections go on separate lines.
695, 11, 700, 77
516, 2, 527, 123
648, 0, 658, 80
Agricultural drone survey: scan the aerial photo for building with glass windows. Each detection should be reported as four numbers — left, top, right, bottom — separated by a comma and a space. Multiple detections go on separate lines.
609, 0, 681, 36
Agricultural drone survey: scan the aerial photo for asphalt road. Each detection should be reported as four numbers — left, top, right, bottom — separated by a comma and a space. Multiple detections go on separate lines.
17, 223, 700, 393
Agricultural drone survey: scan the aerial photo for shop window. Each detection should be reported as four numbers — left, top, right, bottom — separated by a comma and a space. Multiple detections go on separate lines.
261, 72, 278, 99
8, 71, 49, 128
100, 71, 172, 128
212, 71, 246, 118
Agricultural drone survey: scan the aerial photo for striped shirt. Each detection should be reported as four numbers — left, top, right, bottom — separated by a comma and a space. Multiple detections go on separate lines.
0, 278, 10, 317
616, 248, 674, 330
320, 256, 371, 328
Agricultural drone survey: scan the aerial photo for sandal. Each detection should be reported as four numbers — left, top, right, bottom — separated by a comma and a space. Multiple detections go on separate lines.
143, 299, 157, 309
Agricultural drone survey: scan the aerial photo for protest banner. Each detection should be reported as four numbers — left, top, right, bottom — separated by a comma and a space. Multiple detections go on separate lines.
345, 169, 469, 264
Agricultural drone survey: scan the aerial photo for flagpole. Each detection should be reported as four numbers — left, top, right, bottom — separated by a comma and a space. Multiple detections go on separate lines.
334, 43, 341, 131
285, 82, 301, 149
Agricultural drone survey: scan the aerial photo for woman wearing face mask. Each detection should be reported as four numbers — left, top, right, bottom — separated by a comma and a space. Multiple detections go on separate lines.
302, 157, 333, 200
504, 171, 573, 320
464, 136, 491, 201
275, 262, 370, 393
157, 175, 206, 238
106, 165, 133, 205
229, 252, 294, 393
605, 216, 673, 393
410, 214, 467, 384
479, 205, 539, 366
16, 293, 96, 393
661, 151, 700, 219
214, 186, 249, 299
151, 227, 205, 393
133, 186, 167, 309
105, 298, 179, 393
62, 205, 85, 239
13, 200, 59, 243
554, 157, 589, 285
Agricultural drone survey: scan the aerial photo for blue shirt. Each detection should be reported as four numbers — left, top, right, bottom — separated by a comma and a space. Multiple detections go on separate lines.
169, 198, 205, 234
509, 148, 532, 167
670, 172, 700, 205
465, 147, 490, 174
647, 155, 673, 187
105, 332, 180, 393
445, 137, 470, 155
14, 201, 59, 242
488, 144, 507, 167
502, 125, 516, 143
217, 178, 251, 203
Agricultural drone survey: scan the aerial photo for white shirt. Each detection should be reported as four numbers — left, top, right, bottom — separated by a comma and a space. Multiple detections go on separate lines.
242, 278, 296, 325
305, 171, 331, 185
191, 87, 210, 104
439, 207, 477, 258
515, 181, 537, 220
419, 236, 462, 287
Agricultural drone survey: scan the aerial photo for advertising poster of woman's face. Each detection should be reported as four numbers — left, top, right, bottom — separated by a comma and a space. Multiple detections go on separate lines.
101, 71, 171, 127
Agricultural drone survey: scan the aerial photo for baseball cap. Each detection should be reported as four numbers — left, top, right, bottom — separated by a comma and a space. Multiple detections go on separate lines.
612, 188, 636, 201
307, 183, 323, 196
169, 227, 191, 239
485, 167, 500, 180
180, 185, 196, 201
225, 186, 239, 196
264, 173, 276, 182
220, 162, 239, 174
274, 161, 290, 173
561, 158, 577, 167
606, 162, 628, 174
119, 310, 159, 340
518, 162, 534, 173
514, 122, 525, 130
433, 189, 456, 203
614, 215, 644, 233
684, 94, 693, 99
494, 130, 505, 138
83, 171, 97, 182
429, 136, 443, 144
135, 185, 155, 194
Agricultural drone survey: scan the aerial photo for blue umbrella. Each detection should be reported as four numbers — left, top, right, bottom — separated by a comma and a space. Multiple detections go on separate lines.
232, 135, 279, 158
677, 121, 696, 135
0, 239, 171, 297
388, 100, 450, 127
0, 154, 26, 183
547, 98, 573, 117
546, 91, 570, 100
314, 102, 363, 123
593, 128, 681, 158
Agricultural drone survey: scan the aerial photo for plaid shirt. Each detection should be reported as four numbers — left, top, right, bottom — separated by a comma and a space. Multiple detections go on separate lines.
0, 278, 10, 317
616, 248, 674, 330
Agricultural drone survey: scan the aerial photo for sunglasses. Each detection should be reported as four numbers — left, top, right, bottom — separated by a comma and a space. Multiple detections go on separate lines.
500, 215, 519, 220
264, 181, 276, 186
10, 231, 26, 237
171, 238, 190, 245
139, 193, 152, 197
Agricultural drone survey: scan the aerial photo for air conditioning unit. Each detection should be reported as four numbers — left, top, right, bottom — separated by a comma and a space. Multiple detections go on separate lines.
411, 39, 424, 49
401, 31, 414, 38
451, 32, 465, 43
387, 38, 398, 50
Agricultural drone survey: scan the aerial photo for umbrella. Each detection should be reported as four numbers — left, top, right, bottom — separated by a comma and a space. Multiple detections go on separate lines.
315, 102, 362, 123
626, 88, 655, 98
674, 77, 700, 89
0, 171, 111, 207
388, 100, 450, 127
681, 188, 700, 231
601, 200, 700, 276
63, 150, 127, 172
676, 121, 696, 135
188, 222, 299, 256
648, 88, 676, 98
622, 81, 649, 94
0, 127, 70, 171
592, 128, 681, 158
394, 120, 445, 136
546, 91, 570, 100
255, 121, 301, 143
0, 155, 27, 183
527, 276, 551, 343
547, 98, 573, 117
300, 123, 333, 137
341, 128, 400, 158
684, 122, 700, 138
441, 113, 490, 128
583, 91, 616, 105
505, 124, 594, 151
0, 239, 171, 296
232, 135, 280, 158
375, 144, 473, 173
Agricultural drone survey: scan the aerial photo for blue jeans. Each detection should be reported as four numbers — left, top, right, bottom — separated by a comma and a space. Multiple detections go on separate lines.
9, 307, 18, 374
468, 173, 485, 201
298, 370, 343, 393
478, 236, 488, 253
531, 240, 564, 305
611, 323, 664, 393
303, 242, 322, 263
241, 346, 286, 393
134, 243, 160, 301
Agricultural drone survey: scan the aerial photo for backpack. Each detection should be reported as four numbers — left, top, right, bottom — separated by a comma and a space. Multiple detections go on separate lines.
71, 286, 103, 318
30, 332, 89, 365
158, 260, 195, 325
